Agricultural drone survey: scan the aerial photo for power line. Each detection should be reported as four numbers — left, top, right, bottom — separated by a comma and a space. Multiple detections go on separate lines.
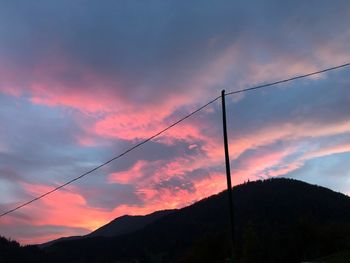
225, 62, 350, 96
1, 61, 350, 218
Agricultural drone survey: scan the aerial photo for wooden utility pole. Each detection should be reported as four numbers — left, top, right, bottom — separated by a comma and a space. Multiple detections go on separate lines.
221, 89, 235, 261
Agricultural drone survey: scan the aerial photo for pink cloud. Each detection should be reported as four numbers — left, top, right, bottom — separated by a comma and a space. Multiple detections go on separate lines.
302, 143, 350, 160
228, 120, 350, 160
108, 160, 149, 184
108, 157, 227, 211
265, 162, 304, 178
75, 134, 99, 147
240, 150, 291, 171
19, 183, 104, 230
1, 181, 164, 244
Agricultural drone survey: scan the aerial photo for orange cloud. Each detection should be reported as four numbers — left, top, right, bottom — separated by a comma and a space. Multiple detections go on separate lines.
109, 160, 149, 184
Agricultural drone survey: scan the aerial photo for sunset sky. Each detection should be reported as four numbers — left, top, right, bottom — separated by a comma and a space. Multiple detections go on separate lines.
1, 0, 350, 244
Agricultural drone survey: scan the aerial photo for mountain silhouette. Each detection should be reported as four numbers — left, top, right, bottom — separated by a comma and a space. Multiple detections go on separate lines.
2, 178, 350, 262
40, 209, 175, 248
88, 209, 176, 238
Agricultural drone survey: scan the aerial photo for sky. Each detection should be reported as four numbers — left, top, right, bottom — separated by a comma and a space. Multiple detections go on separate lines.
0, 0, 350, 244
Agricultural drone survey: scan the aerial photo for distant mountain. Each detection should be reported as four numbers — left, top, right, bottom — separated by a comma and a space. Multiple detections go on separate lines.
39, 235, 82, 248
40, 209, 175, 247
3, 178, 350, 263
87, 209, 176, 238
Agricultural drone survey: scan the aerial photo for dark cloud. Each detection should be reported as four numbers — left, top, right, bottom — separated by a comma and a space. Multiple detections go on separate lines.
0, 167, 21, 181
0, 94, 101, 182
74, 180, 144, 210
154, 176, 195, 193
1, 1, 349, 105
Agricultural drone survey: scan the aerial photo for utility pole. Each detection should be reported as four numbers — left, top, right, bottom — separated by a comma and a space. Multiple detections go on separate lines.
221, 89, 235, 262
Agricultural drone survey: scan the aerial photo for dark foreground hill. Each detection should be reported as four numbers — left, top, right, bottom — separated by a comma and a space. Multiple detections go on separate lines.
0, 237, 44, 262
2, 178, 350, 263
